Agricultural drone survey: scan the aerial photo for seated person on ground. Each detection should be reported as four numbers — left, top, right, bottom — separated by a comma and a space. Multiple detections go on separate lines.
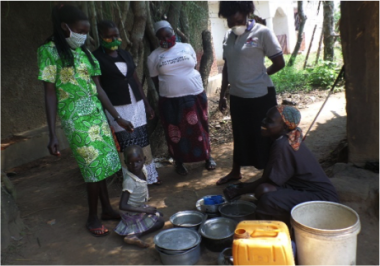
223, 105, 339, 228
114, 145, 164, 248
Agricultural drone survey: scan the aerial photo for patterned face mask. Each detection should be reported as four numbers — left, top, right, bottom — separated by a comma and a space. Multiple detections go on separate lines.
101, 37, 122, 51
65, 24, 87, 49
159, 35, 176, 49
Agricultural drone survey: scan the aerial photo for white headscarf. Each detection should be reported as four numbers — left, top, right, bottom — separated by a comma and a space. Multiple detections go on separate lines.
154, 20, 173, 34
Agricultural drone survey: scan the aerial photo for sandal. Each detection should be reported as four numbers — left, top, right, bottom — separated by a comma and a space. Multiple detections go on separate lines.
216, 175, 242, 186
175, 163, 188, 176
86, 224, 110, 237
205, 158, 217, 171
124, 236, 149, 248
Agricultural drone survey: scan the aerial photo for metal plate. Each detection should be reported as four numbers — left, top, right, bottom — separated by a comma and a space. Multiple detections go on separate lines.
154, 228, 201, 251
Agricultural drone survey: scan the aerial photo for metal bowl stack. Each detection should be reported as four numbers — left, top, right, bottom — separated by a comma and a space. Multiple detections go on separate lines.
198, 217, 238, 252
154, 228, 201, 265
170, 210, 206, 231
196, 195, 227, 218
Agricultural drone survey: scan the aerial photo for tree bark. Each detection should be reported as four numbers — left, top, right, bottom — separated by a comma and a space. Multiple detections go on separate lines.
97, 1, 103, 20
179, 2, 190, 42
199, 30, 213, 90
89, 1, 99, 48
167, 1, 182, 29
323, 1, 335, 61
0, 172, 24, 253
130, 1, 147, 65
145, 1, 159, 50
340, 1, 379, 163
115, 1, 131, 48
288, 1, 307, 66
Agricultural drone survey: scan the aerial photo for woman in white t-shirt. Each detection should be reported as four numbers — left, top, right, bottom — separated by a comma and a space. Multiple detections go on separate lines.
147, 20, 216, 176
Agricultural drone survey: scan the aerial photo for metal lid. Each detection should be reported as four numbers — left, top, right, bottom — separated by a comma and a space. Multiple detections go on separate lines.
154, 228, 201, 251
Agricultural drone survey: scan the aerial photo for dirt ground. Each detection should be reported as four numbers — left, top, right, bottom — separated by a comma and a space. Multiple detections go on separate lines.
2, 91, 379, 265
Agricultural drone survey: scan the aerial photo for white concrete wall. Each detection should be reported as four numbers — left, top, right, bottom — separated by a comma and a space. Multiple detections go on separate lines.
302, 0, 324, 53
254, 1, 296, 54
208, 1, 228, 65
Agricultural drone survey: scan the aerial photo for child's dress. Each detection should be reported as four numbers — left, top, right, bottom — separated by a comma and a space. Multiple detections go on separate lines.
114, 166, 160, 236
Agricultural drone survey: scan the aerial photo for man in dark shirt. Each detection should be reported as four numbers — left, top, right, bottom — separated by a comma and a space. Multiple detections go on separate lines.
223, 105, 339, 228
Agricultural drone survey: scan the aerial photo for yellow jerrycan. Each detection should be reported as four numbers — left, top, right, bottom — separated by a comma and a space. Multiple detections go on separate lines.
232, 220, 295, 265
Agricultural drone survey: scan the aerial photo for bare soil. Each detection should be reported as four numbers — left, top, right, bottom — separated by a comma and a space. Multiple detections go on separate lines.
2, 91, 378, 265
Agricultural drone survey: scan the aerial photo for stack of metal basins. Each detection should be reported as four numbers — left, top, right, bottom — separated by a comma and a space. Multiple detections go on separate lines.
196, 195, 227, 218
154, 228, 201, 265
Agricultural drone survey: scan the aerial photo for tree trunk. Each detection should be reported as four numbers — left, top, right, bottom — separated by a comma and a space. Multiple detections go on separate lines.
89, 2, 99, 48
340, 1, 379, 163
130, 1, 147, 65
315, 28, 324, 65
288, 1, 307, 66
1, 173, 25, 253
115, 1, 131, 48
145, 1, 159, 50
179, 2, 190, 42
303, 24, 317, 69
199, 30, 213, 90
167, 1, 182, 30
323, 1, 335, 61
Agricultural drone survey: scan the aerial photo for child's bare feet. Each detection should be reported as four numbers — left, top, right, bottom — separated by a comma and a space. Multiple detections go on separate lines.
124, 235, 149, 248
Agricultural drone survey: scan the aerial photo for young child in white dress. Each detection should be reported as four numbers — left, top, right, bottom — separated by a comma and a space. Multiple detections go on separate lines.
114, 145, 164, 247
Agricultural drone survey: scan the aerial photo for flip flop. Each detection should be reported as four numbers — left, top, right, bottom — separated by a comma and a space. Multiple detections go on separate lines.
175, 163, 188, 176
124, 236, 149, 248
205, 158, 217, 171
216, 175, 242, 186
86, 224, 110, 237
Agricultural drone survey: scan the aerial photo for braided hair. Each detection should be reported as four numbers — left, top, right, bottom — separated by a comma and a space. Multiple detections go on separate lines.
218, 1, 255, 18
97, 20, 118, 36
46, 4, 95, 67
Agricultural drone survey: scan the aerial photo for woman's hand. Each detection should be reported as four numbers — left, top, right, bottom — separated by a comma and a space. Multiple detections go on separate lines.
145, 104, 155, 120
219, 97, 228, 114
117, 118, 134, 132
223, 182, 244, 201
144, 206, 158, 215
47, 135, 61, 156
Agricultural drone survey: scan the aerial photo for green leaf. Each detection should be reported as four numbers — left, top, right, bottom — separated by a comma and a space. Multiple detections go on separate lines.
68, 102, 74, 112
93, 119, 102, 124
95, 168, 102, 177
85, 136, 91, 145
89, 160, 99, 168
76, 91, 86, 97
83, 121, 91, 128
75, 134, 82, 143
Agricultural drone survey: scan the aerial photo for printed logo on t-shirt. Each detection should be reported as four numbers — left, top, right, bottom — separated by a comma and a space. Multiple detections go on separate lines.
158, 55, 190, 68
245, 37, 259, 47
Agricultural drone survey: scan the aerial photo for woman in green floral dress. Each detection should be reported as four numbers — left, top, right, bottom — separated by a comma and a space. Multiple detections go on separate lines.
37, 4, 134, 237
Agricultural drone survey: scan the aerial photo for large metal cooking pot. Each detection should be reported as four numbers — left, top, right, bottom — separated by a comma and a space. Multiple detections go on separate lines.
155, 243, 201, 265
198, 217, 238, 252
170, 210, 206, 231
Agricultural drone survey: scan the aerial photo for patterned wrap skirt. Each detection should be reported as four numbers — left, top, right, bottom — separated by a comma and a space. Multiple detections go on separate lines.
230, 87, 277, 169
158, 91, 211, 163
105, 87, 158, 184
114, 206, 160, 236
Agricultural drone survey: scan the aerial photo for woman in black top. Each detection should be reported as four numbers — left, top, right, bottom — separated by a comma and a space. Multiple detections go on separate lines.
93, 20, 161, 185
223, 105, 339, 228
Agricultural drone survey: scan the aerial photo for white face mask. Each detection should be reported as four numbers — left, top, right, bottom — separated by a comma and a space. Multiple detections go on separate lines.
231, 25, 247, 36
65, 24, 87, 49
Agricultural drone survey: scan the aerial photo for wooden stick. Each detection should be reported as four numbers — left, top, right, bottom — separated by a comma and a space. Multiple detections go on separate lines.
303, 24, 317, 69
315, 28, 324, 65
